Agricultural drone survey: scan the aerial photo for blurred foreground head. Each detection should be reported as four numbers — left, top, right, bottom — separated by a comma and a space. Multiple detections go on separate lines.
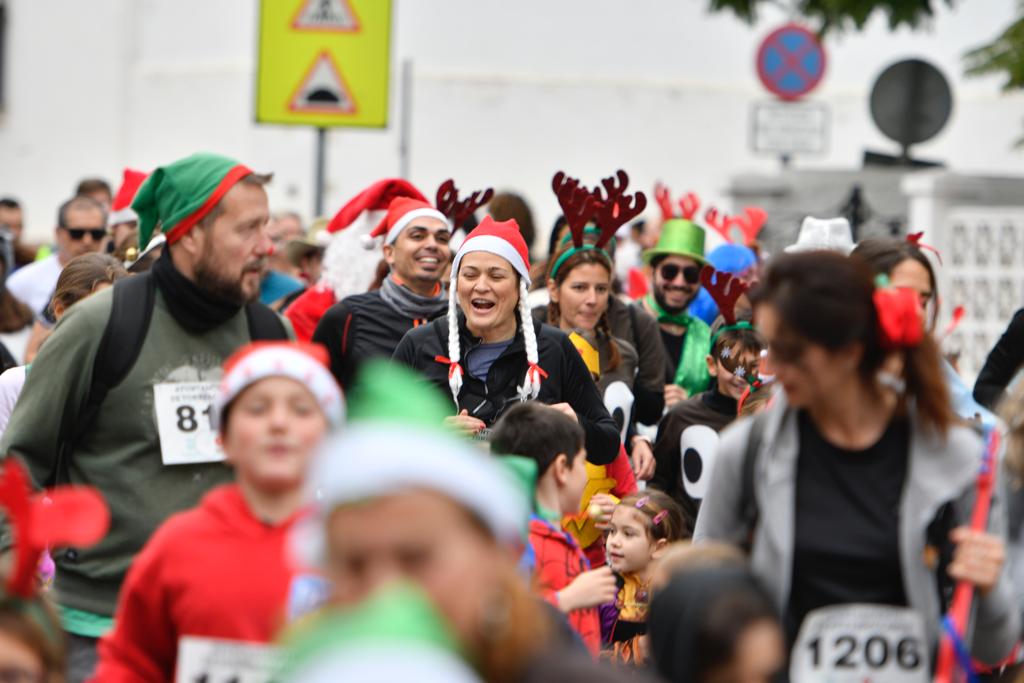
292, 362, 550, 683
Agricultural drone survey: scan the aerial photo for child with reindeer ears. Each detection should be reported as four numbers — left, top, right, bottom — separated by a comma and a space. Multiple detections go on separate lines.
650, 266, 766, 536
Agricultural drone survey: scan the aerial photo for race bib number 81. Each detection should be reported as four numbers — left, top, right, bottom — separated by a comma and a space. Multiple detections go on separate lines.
154, 382, 224, 466
790, 604, 928, 683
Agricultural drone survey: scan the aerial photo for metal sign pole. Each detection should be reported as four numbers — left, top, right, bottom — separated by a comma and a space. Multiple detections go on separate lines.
398, 58, 413, 180
314, 127, 326, 218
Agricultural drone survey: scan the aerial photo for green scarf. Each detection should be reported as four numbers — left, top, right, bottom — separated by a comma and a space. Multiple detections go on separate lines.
645, 294, 711, 397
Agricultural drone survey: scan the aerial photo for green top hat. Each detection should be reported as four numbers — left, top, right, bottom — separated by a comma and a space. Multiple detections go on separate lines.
642, 218, 707, 266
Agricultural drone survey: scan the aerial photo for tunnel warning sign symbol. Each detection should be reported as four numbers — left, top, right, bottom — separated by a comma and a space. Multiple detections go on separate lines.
292, 0, 359, 32
289, 52, 356, 114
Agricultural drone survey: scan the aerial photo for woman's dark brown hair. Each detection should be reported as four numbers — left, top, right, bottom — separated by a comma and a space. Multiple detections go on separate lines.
545, 247, 621, 372
0, 600, 67, 682
0, 280, 33, 334
51, 253, 129, 315
851, 237, 938, 326
750, 251, 954, 434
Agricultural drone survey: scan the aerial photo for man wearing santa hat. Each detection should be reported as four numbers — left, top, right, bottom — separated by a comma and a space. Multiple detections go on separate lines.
310, 193, 452, 389
106, 169, 148, 262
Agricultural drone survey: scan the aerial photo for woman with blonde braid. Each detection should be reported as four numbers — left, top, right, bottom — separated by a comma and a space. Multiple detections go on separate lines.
393, 217, 619, 465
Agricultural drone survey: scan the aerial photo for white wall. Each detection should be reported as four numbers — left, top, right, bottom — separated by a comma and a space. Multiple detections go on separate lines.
1, 0, 1022, 244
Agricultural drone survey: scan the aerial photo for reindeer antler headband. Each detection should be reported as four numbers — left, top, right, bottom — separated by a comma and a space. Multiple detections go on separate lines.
700, 265, 755, 353
0, 459, 109, 598
549, 169, 646, 278
436, 179, 494, 229
704, 206, 768, 247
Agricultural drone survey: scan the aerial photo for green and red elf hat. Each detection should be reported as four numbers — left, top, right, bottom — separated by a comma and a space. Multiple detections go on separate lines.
132, 152, 255, 250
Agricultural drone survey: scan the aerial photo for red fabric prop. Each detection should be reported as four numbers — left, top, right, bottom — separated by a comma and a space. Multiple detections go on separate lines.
934, 430, 1001, 683
0, 459, 109, 598
283, 285, 338, 343
873, 287, 924, 350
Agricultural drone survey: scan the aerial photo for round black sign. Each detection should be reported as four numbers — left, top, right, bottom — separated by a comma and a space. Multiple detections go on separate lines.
869, 59, 953, 147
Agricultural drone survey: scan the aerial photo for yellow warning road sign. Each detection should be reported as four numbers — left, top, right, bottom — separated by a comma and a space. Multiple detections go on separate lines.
256, 0, 391, 128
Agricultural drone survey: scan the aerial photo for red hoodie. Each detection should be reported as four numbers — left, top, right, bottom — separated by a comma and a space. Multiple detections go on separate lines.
92, 485, 302, 682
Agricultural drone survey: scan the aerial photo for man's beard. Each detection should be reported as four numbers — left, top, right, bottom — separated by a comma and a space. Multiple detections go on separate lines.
194, 254, 261, 306
654, 283, 698, 315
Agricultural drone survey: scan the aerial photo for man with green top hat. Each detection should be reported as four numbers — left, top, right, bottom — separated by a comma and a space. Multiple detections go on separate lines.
638, 215, 710, 408
0, 151, 291, 682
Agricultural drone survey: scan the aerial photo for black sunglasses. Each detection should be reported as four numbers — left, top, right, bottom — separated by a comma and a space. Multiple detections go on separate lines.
63, 227, 107, 241
658, 263, 701, 285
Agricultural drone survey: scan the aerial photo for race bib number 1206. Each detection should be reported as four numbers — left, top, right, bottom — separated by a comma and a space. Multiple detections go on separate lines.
790, 604, 929, 683
154, 382, 224, 466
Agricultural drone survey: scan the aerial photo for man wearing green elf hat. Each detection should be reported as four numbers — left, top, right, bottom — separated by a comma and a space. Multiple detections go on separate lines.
637, 216, 711, 408
0, 152, 291, 682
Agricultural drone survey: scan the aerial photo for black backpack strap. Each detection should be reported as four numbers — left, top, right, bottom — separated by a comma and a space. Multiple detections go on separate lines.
52, 273, 156, 485
739, 412, 766, 551
245, 301, 289, 341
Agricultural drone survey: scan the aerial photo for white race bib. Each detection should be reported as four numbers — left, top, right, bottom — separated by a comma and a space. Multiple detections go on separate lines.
790, 604, 929, 683
175, 636, 279, 683
153, 382, 224, 466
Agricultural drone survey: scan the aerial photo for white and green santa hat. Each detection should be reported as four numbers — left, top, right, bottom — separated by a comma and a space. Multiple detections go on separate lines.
291, 361, 530, 570
278, 582, 482, 683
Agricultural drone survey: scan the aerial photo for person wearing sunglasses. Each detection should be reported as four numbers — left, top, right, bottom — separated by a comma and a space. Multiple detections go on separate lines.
638, 217, 711, 409
6, 196, 107, 321
651, 317, 765, 535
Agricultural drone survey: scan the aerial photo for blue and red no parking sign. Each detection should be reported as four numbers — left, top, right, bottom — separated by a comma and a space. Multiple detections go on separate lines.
756, 24, 826, 101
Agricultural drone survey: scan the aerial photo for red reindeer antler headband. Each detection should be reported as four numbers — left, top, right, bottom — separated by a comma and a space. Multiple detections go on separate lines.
704, 206, 768, 247
0, 459, 109, 598
435, 179, 494, 229
654, 183, 700, 221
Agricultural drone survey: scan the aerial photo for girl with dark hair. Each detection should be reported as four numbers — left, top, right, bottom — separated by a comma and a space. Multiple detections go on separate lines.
853, 236, 996, 427
544, 244, 653, 480
695, 251, 1019, 672
648, 566, 785, 683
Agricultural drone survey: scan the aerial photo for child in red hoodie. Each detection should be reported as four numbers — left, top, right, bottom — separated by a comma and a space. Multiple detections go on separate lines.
92, 341, 343, 682
491, 401, 619, 656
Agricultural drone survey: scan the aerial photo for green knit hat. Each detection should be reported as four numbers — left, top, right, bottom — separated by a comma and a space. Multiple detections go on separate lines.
642, 218, 707, 266
132, 152, 253, 250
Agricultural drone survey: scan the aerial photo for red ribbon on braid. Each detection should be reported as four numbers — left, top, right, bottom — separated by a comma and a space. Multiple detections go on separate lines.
873, 287, 924, 350
528, 363, 549, 382
906, 232, 943, 266
434, 355, 462, 380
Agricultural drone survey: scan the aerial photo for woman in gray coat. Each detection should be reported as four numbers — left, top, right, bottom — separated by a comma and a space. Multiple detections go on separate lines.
695, 251, 1019, 672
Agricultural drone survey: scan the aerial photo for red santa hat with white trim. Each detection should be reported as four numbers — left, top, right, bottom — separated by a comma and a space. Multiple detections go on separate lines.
108, 168, 148, 227
368, 197, 449, 247
442, 217, 542, 406
284, 179, 428, 342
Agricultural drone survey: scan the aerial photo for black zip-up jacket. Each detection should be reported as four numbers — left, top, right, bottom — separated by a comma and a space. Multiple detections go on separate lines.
313, 291, 442, 390
393, 315, 620, 465
973, 307, 1024, 410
